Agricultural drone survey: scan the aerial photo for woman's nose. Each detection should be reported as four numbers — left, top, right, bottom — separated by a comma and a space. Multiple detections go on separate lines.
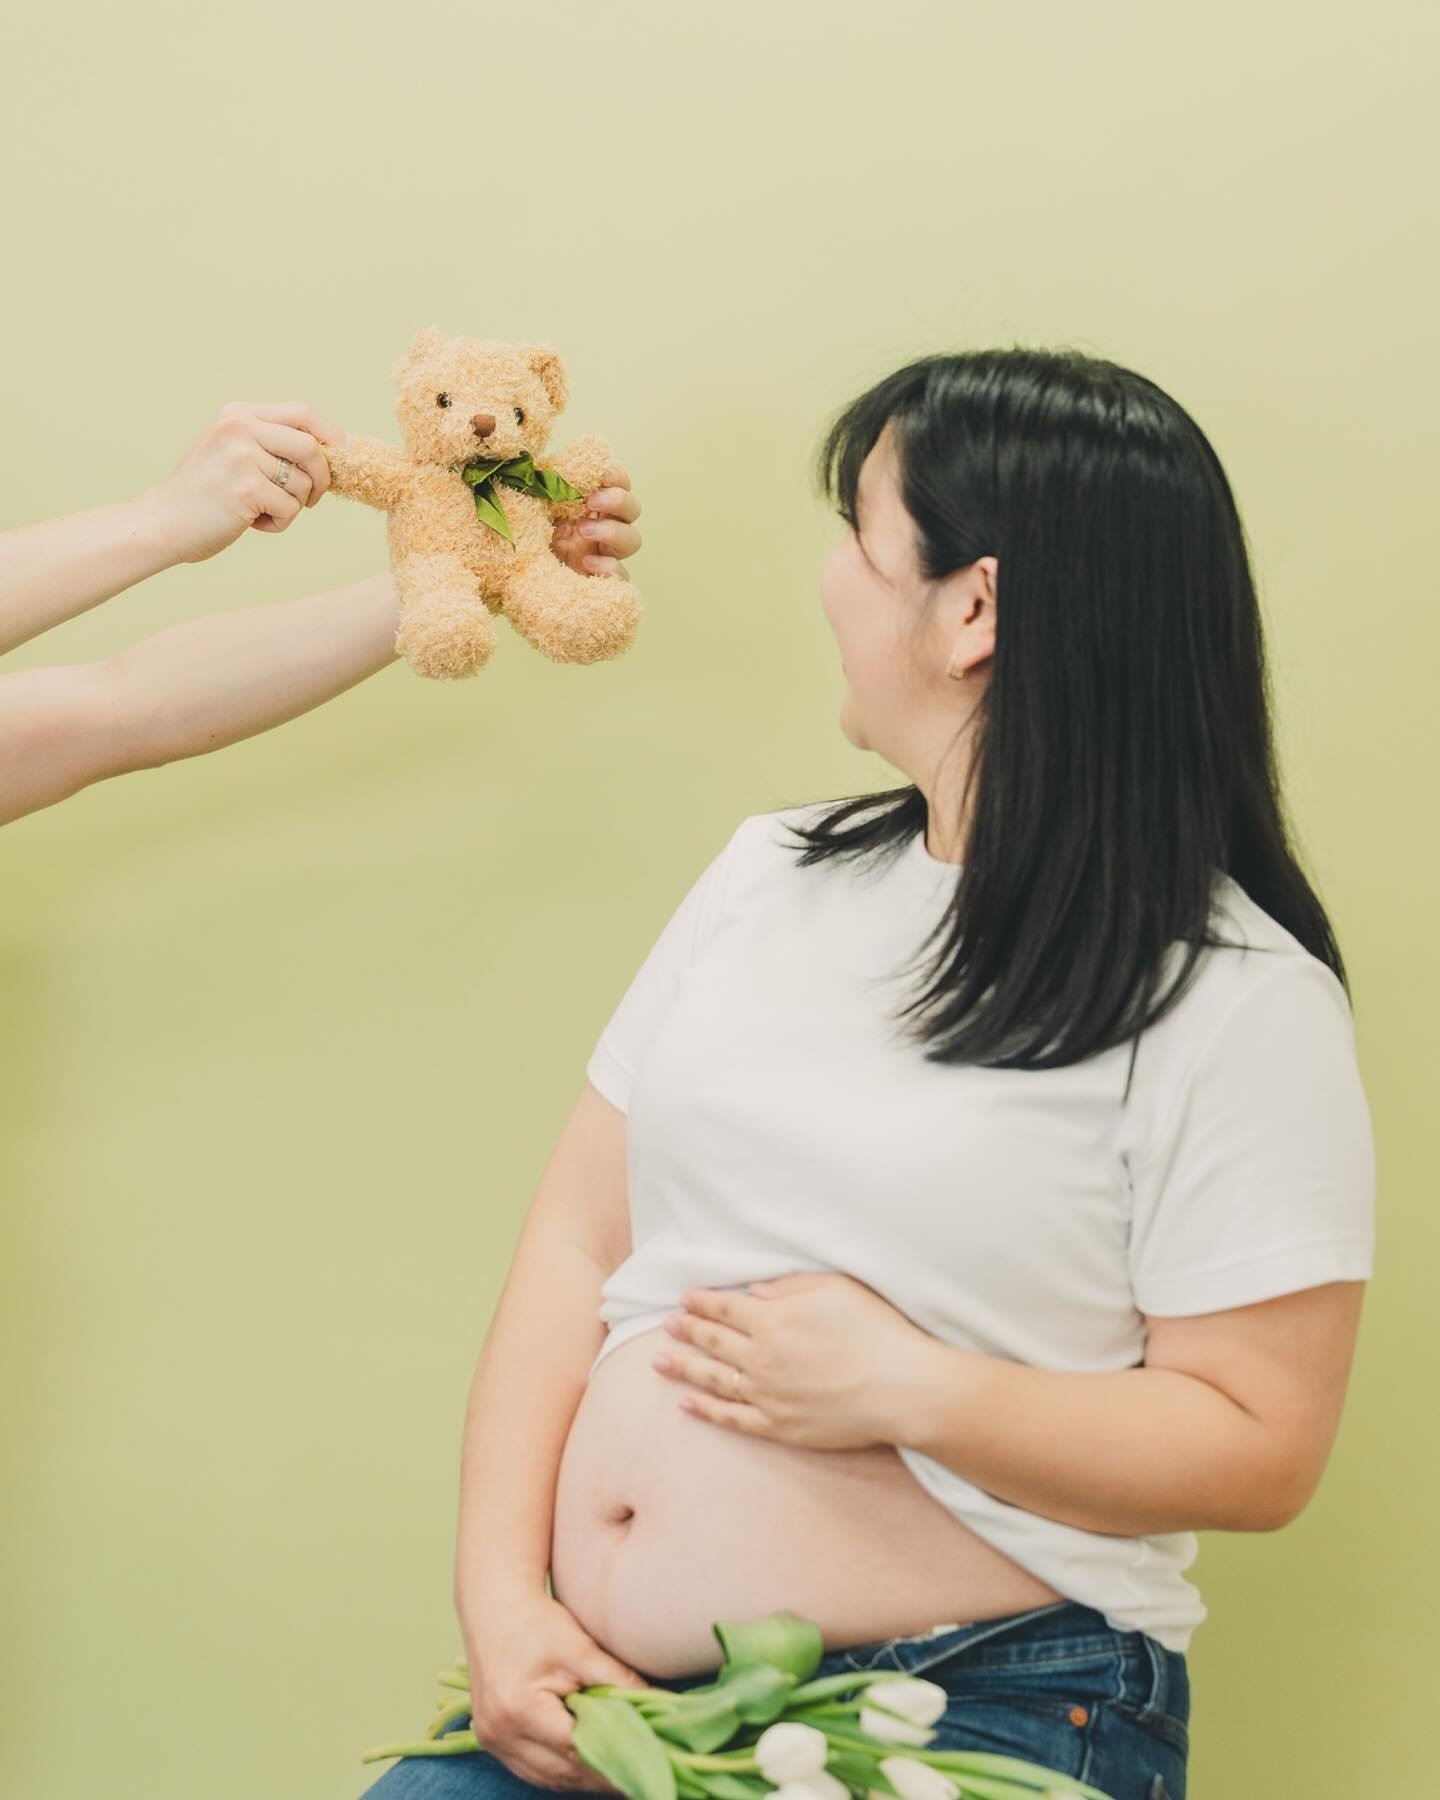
471, 413, 496, 437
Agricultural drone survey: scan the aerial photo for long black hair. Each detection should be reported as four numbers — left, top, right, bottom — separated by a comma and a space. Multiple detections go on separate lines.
781, 345, 1348, 1074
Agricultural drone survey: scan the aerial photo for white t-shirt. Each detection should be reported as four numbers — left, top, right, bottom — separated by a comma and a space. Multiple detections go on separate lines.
582, 803, 1376, 1654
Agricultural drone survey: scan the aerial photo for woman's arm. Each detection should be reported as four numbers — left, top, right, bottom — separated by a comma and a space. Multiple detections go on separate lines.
0, 573, 400, 826
453, 1080, 632, 1628
0, 400, 339, 656
891, 1280, 1367, 1536
664, 1264, 1366, 1538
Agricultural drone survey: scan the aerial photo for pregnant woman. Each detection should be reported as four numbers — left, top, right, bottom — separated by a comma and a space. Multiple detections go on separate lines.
364, 348, 1375, 1800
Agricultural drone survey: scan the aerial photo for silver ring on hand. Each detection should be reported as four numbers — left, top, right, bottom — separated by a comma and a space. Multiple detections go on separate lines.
274, 457, 293, 490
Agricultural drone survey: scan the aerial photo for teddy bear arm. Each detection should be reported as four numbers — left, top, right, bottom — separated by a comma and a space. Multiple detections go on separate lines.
544, 433, 617, 519
325, 436, 411, 509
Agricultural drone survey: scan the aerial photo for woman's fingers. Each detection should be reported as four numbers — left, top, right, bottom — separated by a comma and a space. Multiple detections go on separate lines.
250, 418, 329, 506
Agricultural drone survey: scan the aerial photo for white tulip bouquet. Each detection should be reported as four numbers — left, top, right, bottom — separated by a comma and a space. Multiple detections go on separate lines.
361, 1610, 1115, 1800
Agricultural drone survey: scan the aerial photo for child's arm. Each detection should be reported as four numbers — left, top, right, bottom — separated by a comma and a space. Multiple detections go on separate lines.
0, 573, 399, 827
0, 499, 186, 656
0, 400, 339, 657
0, 468, 642, 829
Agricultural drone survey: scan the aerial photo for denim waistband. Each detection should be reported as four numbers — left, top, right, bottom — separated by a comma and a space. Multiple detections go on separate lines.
834, 1600, 1116, 1670
830, 1598, 1188, 1742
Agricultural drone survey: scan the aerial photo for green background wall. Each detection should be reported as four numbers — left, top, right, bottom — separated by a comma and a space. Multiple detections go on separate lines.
1, 3, 1434, 1793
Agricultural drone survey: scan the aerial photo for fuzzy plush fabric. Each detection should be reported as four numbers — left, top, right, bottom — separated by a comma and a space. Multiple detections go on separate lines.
324, 327, 642, 678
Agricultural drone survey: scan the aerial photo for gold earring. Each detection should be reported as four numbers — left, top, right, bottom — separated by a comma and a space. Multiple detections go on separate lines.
945, 652, 967, 681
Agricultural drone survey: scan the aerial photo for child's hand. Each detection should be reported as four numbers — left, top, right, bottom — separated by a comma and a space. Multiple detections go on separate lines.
138, 400, 346, 566
551, 465, 642, 579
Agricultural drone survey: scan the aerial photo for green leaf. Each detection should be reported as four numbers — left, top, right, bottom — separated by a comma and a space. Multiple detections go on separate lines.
460, 452, 579, 541
701, 1777, 773, 1800
649, 1665, 795, 1751
532, 464, 585, 502
566, 1692, 678, 1800
469, 482, 515, 543
712, 1611, 825, 1682
922, 1747, 1116, 1800
823, 1749, 887, 1789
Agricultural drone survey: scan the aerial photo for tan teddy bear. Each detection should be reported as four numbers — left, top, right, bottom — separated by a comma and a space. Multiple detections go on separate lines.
324, 329, 642, 678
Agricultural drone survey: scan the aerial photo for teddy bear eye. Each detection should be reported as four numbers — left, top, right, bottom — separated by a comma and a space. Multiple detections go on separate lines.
436, 393, 452, 408
513, 407, 525, 425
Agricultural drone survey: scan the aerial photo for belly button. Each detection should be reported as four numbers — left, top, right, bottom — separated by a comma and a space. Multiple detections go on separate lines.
607, 1502, 637, 1526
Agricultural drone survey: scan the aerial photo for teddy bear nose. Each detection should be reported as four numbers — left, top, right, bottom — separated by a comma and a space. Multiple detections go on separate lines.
471, 414, 497, 437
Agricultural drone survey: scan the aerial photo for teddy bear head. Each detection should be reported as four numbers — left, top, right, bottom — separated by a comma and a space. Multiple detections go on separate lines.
390, 328, 568, 470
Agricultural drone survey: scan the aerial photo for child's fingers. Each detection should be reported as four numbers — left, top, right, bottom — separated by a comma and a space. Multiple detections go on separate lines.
583, 554, 629, 580
578, 518, 641, 558
586, 484, 640, 523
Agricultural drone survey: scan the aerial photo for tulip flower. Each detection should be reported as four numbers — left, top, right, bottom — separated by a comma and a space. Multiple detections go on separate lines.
878, 1755, 960, 1800
755, 1721, 831, 1782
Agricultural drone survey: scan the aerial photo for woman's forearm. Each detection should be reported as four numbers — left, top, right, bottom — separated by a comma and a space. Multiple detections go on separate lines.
0, 497, 181, 655
453, 1217, 610, 1628
892, 1338, 1291, 1537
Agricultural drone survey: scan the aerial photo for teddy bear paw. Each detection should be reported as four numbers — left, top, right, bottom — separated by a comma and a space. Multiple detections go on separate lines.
395, 595, 497, 679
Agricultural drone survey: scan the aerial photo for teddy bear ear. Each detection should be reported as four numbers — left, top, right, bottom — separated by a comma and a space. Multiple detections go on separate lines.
525, 343, 568, 412
391, 326, 448, 380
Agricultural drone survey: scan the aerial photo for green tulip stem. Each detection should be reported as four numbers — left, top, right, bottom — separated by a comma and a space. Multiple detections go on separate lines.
667, 1751, 761, 1773
426, 1699, 473, 1739
789, 1671, 895, 1703
360, 1731, 480, 1764
582, 1683, 689, 1704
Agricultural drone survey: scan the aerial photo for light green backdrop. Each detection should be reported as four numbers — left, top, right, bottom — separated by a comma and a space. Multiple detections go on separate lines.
1, 3, 1434, 1794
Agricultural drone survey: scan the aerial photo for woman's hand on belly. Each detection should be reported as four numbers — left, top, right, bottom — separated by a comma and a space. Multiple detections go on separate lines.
651, 1271, 935, 1451
463, 1590, 655, 1792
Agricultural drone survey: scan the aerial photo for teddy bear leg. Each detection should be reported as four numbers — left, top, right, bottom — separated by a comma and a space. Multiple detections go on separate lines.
501, 554, 643, 665
393, 553, 497, 679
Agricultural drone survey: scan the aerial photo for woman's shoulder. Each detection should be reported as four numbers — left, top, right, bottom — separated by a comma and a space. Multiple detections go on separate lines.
716, 799, 836, 860
1140, 872, 1356, 1096
1205, 872, 1350, 1012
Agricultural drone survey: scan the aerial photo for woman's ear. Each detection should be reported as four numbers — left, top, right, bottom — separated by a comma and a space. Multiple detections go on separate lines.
525, 343, 568, 412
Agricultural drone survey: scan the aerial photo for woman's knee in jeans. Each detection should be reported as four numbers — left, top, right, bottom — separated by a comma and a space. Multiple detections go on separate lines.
359, 1743, 542, 1800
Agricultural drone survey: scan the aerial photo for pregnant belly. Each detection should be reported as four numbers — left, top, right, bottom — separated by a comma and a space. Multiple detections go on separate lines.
549, 1325, 1065, 1678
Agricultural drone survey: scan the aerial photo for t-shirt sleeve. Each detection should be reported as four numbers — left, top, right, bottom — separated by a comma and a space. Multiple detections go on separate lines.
584, 820, 748, 1113
1126, 956, 1376, 1316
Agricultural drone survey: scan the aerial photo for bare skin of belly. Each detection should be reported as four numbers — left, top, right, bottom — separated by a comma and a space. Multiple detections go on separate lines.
549, 1326, 1065, 1678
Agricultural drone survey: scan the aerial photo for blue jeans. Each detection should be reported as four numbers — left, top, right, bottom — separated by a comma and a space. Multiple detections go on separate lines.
359, 1599, 1190, 1800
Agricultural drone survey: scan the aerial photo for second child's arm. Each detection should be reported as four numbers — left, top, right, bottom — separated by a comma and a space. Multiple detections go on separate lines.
0, 574, 399, 826
0, 470, 642, 829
